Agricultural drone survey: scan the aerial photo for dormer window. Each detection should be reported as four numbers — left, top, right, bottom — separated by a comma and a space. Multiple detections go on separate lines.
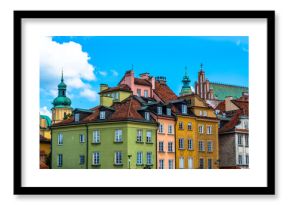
100, 111, 106, 119
144, 90, 148, 97
157, 107, 162, 115
145, 112, 150, 121
181, 104, 187, 114
166, 108, 171, 116
75, 113, 80, 122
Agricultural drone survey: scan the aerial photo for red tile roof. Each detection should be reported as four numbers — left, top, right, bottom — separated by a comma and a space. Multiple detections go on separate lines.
154, 81, 178, 103
215, 101, 226, 112
219, 110, 242, 134
99, 84, 132, 94
134, 78, 152, 86
232, 100, 249, 116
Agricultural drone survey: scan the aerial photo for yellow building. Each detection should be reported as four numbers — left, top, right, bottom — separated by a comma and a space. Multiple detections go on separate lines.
178, 94, 220, 169
40, 115, 52, 168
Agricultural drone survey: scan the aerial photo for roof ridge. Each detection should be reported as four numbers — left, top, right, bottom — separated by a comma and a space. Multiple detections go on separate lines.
211, 82, 248, 89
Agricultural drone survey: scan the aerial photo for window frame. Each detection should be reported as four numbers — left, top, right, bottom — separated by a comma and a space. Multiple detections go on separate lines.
100, 111, 106, 119
57, 133, 63, 145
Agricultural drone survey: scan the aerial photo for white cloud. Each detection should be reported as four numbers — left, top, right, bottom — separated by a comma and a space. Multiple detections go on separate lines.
99, 71, 108, 76
111, 69, 119, 76
40, 106, 52, 118
80, 88, 98, 101
40, 37, 96, 90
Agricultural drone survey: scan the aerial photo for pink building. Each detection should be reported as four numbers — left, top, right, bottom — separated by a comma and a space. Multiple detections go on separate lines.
119, 70, 155, 98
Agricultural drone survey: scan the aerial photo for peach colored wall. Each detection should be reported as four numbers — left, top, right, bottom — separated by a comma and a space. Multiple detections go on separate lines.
157, 117, 176, 169
133, 84, 152, 97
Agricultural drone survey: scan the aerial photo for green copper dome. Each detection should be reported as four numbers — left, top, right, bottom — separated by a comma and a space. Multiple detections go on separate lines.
52, 71, 72, 108
179, 67, 193, 96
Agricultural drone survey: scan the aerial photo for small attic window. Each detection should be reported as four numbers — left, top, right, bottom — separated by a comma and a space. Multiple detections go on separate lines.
181, 104, 187, 114
145, 112, 150, 121
100, 111, 106, 120
75, 113, 80, 122
157, 107, 162, 115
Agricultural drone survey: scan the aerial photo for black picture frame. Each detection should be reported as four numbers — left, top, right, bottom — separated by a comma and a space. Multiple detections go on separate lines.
14, 10, 275, 195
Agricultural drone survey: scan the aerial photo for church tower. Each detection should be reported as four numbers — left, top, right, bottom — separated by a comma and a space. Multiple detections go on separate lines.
51, 71, 73, 124
195, 64, 214, 100
179, 67, 193, 96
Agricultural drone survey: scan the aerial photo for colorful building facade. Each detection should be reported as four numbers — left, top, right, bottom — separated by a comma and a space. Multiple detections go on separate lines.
40, 115, 52, 168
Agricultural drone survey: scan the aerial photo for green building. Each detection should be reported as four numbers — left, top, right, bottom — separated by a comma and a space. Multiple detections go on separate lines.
179, 67, 193, 96
51, 95, 158, 169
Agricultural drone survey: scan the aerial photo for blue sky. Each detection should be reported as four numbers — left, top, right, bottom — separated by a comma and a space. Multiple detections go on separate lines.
39, 36, 248, 117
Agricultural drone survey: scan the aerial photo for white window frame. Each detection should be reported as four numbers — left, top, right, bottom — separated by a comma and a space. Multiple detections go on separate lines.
188, 139, 193, 150
57, 133, 63, 145
159, 141, 164, 152
158, 123, 164, 133
168, 125, 173, 134
238, 155, 243, 165
137, 152, 143, 165
145, 112, 150, 120
144, 90, 148, 97
198, 124, 204, 134
199, 141, 205, 151
159, 159, 164, 169
168, 159, 174, 169
179, 157, 184, 169
100, 111, 106, 119
115, 129, 123, 142
181, 104, 187, 114
238, 134, 243, 146
199, 110, 203, 116
75, 113, 80, 122
146, 131, 152, 143
114, 151, 123, 165
178, 121, 184, 130
57, 154, 63, 167
136, 129, 142, 142
92, 152, 100, 165
188, 122, 192, 131
93, 130, 100, 143
188, 157, 193, 169
166, 108, 171, 116
146, 152, 152, 165
207, 125, 212, 134
80, 134, 85, 143
157, 106, 162, 115
207, 141, 213, 152
168, 142, 173, 152
245, 135, 249, 147
179, 138, 184, 149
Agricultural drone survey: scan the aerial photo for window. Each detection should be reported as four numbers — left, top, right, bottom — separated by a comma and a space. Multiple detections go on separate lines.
178, 122, 184, 130
115, 129, 123, 142
168, 125, 173, 134
188, 157, 193, 169
179, 138, 184, 149
137, 152, 143, 165
158, 123, 164, 133
75, 113, 80, 122
188, 122, 192, 131
208, 158, 212, 169
114, 152, 122, 165
245, 135, 249, 147
198, 141, 205, 151
146, 131, 152, 143
80, 155, 85, 165
199, 158, 204, 169
115, 92, 119, 100
57, 154, 63, 167
145, 112, 150, 120
244, 121, 249, 129
207, 141, 213, 152
157, 106, 162, 115
80, 134, 85, 143
179, 157, 184, 169
188, 139, 193, 150
207, 125, 212, 134
168, 159, 174, 169
246, 155, 249, 165
92, 152, 100, 165
146, 152, 152, 165
100, 111, 105, 119
93, 130, 100, 143
198, 124, 204, 134
166, 108, 171, 116
57, 133, 63, 145
203, 111, 207, 116
159, 159, 164, 169
238, 134, 243, 146
137, 89, 141, 97
168, 142, 173, 152
181, 104, 187, 114
159, 141, 164, 152
136, 130, 142, 142
144, 90, 148, 97
238, 155, 243, 165
199, 110, 203, 116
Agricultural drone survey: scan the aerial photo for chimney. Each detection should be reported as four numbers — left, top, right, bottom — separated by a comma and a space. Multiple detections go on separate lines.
225, 96, 233, 112
150, 76, 155, 90
156, 76, 167, 85
122, 70, 134, 89
100, 84, 109, 92
139, 72, 150, 80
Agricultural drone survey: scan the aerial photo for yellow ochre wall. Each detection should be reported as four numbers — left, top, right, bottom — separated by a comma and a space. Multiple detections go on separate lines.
52, 107, 72, 124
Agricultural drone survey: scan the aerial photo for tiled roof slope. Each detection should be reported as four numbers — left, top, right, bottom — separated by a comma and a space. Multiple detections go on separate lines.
232, 100, 249, 116
219, 110, 242, 133
154, 81, 178, 103
134, 78, 152, 86
211, 83, 248, 100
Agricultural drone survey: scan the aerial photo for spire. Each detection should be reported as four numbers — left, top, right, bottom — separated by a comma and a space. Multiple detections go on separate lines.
185, 66, 188, 76
61, 69, 64, 82
200, 63, 204, 72
180, 66, 192, 96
